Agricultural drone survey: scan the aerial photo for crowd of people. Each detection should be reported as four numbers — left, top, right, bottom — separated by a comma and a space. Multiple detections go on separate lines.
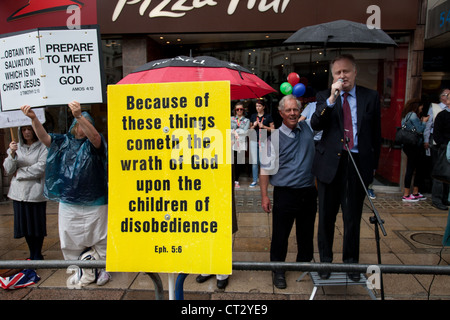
397, 89, 450, 208
3, 55, 449, 292
226, 54, 450, 289
228, 54, 382, 288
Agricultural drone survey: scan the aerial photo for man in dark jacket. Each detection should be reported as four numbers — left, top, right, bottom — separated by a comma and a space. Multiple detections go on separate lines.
311, 54, 381, 281
433, 90, 450, 147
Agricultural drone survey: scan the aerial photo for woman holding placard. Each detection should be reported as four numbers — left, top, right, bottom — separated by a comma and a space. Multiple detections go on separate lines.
3, 126, 48, 260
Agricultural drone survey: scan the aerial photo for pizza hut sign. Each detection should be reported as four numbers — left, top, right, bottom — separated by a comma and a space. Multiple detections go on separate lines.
112, 0, 291, 20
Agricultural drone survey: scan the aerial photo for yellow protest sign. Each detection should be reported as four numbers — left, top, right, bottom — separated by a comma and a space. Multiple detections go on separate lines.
106, 81, 232, 275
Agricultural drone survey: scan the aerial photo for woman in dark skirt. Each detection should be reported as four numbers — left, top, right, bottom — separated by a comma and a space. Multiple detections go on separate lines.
3, 125, 48, 260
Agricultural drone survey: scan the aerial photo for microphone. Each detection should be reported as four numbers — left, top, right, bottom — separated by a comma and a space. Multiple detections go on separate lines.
344, 129, 351, 151
344, 129, 350, 142
334, 79, 344, 98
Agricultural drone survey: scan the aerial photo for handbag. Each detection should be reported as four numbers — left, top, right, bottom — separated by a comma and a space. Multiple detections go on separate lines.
395, 113, 422, 147
431, 144, 450, 184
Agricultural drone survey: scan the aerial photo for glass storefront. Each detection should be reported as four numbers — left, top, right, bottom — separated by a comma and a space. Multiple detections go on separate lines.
193, 35, 412, 188
91, 34, 415, 188
0, 33, 416, 192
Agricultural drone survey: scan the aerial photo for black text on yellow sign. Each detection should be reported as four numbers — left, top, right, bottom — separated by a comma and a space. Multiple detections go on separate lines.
106, 81, 232, 275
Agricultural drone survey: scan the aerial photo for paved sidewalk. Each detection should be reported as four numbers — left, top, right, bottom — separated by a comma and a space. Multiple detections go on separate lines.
1, 181, 450, 300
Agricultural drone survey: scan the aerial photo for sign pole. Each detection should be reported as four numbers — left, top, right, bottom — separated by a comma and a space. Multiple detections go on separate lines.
10, 128, 17, 142
168, 273, 175, 300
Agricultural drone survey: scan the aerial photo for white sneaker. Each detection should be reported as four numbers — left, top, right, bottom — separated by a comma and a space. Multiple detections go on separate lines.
234, 181, 240, 188
412, 193, 426, 201
96, 270, 111, 286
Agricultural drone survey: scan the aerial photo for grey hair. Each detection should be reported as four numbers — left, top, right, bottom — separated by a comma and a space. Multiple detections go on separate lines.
278, 94, 301, 112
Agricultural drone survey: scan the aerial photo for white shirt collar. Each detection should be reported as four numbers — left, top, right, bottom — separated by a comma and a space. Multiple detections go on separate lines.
280, 122, 301, 138
342, 85, 356, 97
439, 102, 450, 111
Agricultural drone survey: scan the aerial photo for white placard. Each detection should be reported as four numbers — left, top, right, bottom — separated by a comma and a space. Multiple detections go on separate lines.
0, 31, 46, 110
0, 108, 46, 129
0, 28, 104, 111
39, 29, 103, 106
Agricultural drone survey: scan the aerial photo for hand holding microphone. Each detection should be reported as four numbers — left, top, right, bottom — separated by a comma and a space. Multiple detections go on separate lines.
334, 78, 344, 97
329, 79, 344, 104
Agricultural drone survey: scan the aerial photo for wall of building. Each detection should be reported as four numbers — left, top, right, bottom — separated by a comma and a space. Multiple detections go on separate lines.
0, 0, 427, 192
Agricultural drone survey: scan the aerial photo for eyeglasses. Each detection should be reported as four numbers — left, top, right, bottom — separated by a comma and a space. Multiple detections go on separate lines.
236, 108, 244, 111
441, 92, 450, 99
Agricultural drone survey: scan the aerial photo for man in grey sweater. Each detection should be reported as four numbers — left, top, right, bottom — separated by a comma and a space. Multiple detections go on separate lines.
260, 95, 317, 289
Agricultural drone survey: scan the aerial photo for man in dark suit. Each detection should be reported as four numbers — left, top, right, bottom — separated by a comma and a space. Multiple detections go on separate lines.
310, 54, 381, 282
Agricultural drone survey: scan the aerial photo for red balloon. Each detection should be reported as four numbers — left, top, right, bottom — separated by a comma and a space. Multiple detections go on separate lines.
287, 73, 300, 86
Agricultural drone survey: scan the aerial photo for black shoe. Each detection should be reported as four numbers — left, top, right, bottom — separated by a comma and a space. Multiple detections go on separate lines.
217, 278, 228, 289
318, 272, 331, 280
273, 272, 286, 289
347, 272, 361, 282
432, 203, 448, 210
196, 275, 213, 283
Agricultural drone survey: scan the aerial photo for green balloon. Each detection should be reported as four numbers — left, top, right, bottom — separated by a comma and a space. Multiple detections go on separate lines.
280, 82, 292, 95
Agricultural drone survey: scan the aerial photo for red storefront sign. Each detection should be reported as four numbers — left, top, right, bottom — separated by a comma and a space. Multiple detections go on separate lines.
1, 1, 418, 36
0, 0, 97, 34
96, 0, 418, 34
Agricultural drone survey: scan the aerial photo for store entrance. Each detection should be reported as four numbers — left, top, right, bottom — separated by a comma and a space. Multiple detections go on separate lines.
98, 38, 412, 190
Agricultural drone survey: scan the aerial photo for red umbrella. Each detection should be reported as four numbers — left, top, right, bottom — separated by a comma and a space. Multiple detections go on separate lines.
117, 56, 275, 100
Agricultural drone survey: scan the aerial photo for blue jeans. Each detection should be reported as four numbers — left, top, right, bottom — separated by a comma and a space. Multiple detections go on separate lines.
250, 140, 260, 183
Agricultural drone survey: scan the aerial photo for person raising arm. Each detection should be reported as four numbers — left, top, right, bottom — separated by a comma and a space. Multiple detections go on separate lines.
20, 100, 110, 287
21, 101, 101, 149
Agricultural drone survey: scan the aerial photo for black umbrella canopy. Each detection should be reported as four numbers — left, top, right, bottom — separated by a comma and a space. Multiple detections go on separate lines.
284, 20, 397, 48
132, 55, 253, 74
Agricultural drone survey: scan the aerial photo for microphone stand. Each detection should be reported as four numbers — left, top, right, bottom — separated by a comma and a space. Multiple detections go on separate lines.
344, 136, 386, 300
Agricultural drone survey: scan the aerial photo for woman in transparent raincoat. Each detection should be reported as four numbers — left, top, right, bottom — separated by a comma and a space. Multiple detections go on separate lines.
21, 101, 110, 286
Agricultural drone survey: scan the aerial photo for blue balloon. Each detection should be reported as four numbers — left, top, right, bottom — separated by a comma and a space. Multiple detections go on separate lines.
292, 83, 306, 97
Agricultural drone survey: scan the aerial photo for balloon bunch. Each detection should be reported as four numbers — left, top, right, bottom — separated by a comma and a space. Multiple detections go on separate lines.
280, 73, 307, 97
